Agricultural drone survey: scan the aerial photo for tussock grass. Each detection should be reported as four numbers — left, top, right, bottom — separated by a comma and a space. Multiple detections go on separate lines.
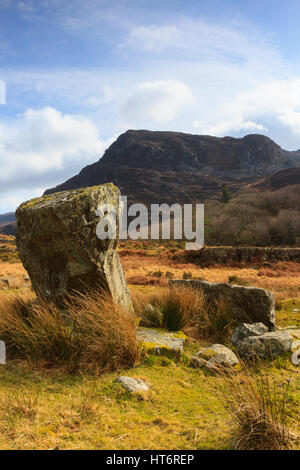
214, 363, 294, 450
0, 290, 140, 373
135, 287, 234, 341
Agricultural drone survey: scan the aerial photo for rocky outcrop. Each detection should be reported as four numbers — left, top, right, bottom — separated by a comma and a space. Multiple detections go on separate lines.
231, 323, 268, 345
190, 344, 239, 370
237, 331, 293, 359
170, 280, 275, 330
16, 184, 133, 311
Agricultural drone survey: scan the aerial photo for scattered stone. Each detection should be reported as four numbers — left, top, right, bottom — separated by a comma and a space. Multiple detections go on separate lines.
170, 280, 275, 330
16, 185, 133, 311
0, 340, 5, 365
139, 304, 163, 327
291, 340, 300, 352
231, 322, 268, 345
278, 325, 297, 330
282, 328, 300, 339
238, 331, 293, 359
115, 376, 149, 393
137, 327, 186, 357
190, 344, 239, 370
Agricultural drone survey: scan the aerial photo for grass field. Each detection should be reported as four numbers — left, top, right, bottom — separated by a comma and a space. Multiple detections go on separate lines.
0, 238, 299, 450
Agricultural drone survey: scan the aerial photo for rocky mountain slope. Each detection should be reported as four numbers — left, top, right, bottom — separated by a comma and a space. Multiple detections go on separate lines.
45, 130, 300, 205
0, 212, 17, 236
253, 167, 300, 191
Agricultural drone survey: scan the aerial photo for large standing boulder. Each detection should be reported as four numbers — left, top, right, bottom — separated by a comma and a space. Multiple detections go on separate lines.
170, 280, 275, 330
16, 184, 133, 311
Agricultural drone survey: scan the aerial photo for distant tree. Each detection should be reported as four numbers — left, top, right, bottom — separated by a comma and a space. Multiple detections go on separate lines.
221, 184, 232, 204
285, 221, 295, 246
269, 225, 282, 246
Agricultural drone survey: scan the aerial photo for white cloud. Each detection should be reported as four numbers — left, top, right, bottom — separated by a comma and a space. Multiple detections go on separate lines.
120, 25, 178, 52
278, 110, 300, 136
122, 79, 193, 123
193, 119, 267, 136
0, 107, 104, 201
120, 18, 281, 68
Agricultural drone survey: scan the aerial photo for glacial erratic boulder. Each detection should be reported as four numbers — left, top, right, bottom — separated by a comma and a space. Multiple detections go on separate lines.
16, 184, 133, 311
231, 322, 268, 345
170, 280, 275, 330
237, 331, 293, 359
190, 344, 239, 370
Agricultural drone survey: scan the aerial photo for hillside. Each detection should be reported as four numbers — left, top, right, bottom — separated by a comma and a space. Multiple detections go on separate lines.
45, 131, 300, 205
0, 212, 17, 236
253, 167, 300, 191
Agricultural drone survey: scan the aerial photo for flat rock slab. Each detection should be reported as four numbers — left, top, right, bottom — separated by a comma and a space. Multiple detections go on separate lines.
115, 376, 149, 393
170, 279, 275, 330
191, 344, 239, 370
137, 328, 186, 357
238, 331, 293, 359
16, 185, 133, 311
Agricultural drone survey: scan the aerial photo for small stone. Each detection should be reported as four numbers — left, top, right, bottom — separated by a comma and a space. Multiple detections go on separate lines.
0, 340, 5, 365
291, 340, 300, 352
190, 344, 239, 370
115, 376, 149, 393
238, 331, 293, 359
231, 322, 268, 345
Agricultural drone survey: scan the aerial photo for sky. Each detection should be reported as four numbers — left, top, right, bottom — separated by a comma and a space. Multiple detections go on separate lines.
1, 0, 300, 213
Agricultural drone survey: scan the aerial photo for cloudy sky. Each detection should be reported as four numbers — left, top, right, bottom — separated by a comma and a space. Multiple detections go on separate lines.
1, 0, 300, 212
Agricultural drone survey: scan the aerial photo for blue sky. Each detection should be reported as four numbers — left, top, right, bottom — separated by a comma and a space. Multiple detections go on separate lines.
1, 0, 300, 212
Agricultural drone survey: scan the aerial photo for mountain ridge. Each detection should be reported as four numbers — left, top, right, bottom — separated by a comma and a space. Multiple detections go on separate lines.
45, 130, 300, 205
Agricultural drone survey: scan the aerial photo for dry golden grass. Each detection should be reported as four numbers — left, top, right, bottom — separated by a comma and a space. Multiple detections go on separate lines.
0, 289, 139, 373
213, 362, 294, 450
119, 247, 300, 301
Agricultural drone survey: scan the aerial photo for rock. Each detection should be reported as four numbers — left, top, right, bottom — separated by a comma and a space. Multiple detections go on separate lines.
238, 331, 293, 359
115, 376, 149, 393
291, 340, 300, 352
190, 344, 239, 370
170, 279, 276, 330
281, 328, 300, 339
137, 327, 186, 357
139, 304, 163, 327
231, 322, 268, 345
0, 340, 5, 364
16, 185, 133, 311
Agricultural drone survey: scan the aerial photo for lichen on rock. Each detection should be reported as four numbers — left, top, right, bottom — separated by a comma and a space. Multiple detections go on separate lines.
16, 184, 133, 311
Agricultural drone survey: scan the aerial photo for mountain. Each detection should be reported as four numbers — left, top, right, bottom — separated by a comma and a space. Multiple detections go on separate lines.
0, 212, 17, 236
45, 131, 300, 205
0, 212, 16, 224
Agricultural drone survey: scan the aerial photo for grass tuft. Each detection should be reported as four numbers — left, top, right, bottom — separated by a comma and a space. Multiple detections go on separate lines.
213, 362, 294, 450
0, 290, 140, 374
